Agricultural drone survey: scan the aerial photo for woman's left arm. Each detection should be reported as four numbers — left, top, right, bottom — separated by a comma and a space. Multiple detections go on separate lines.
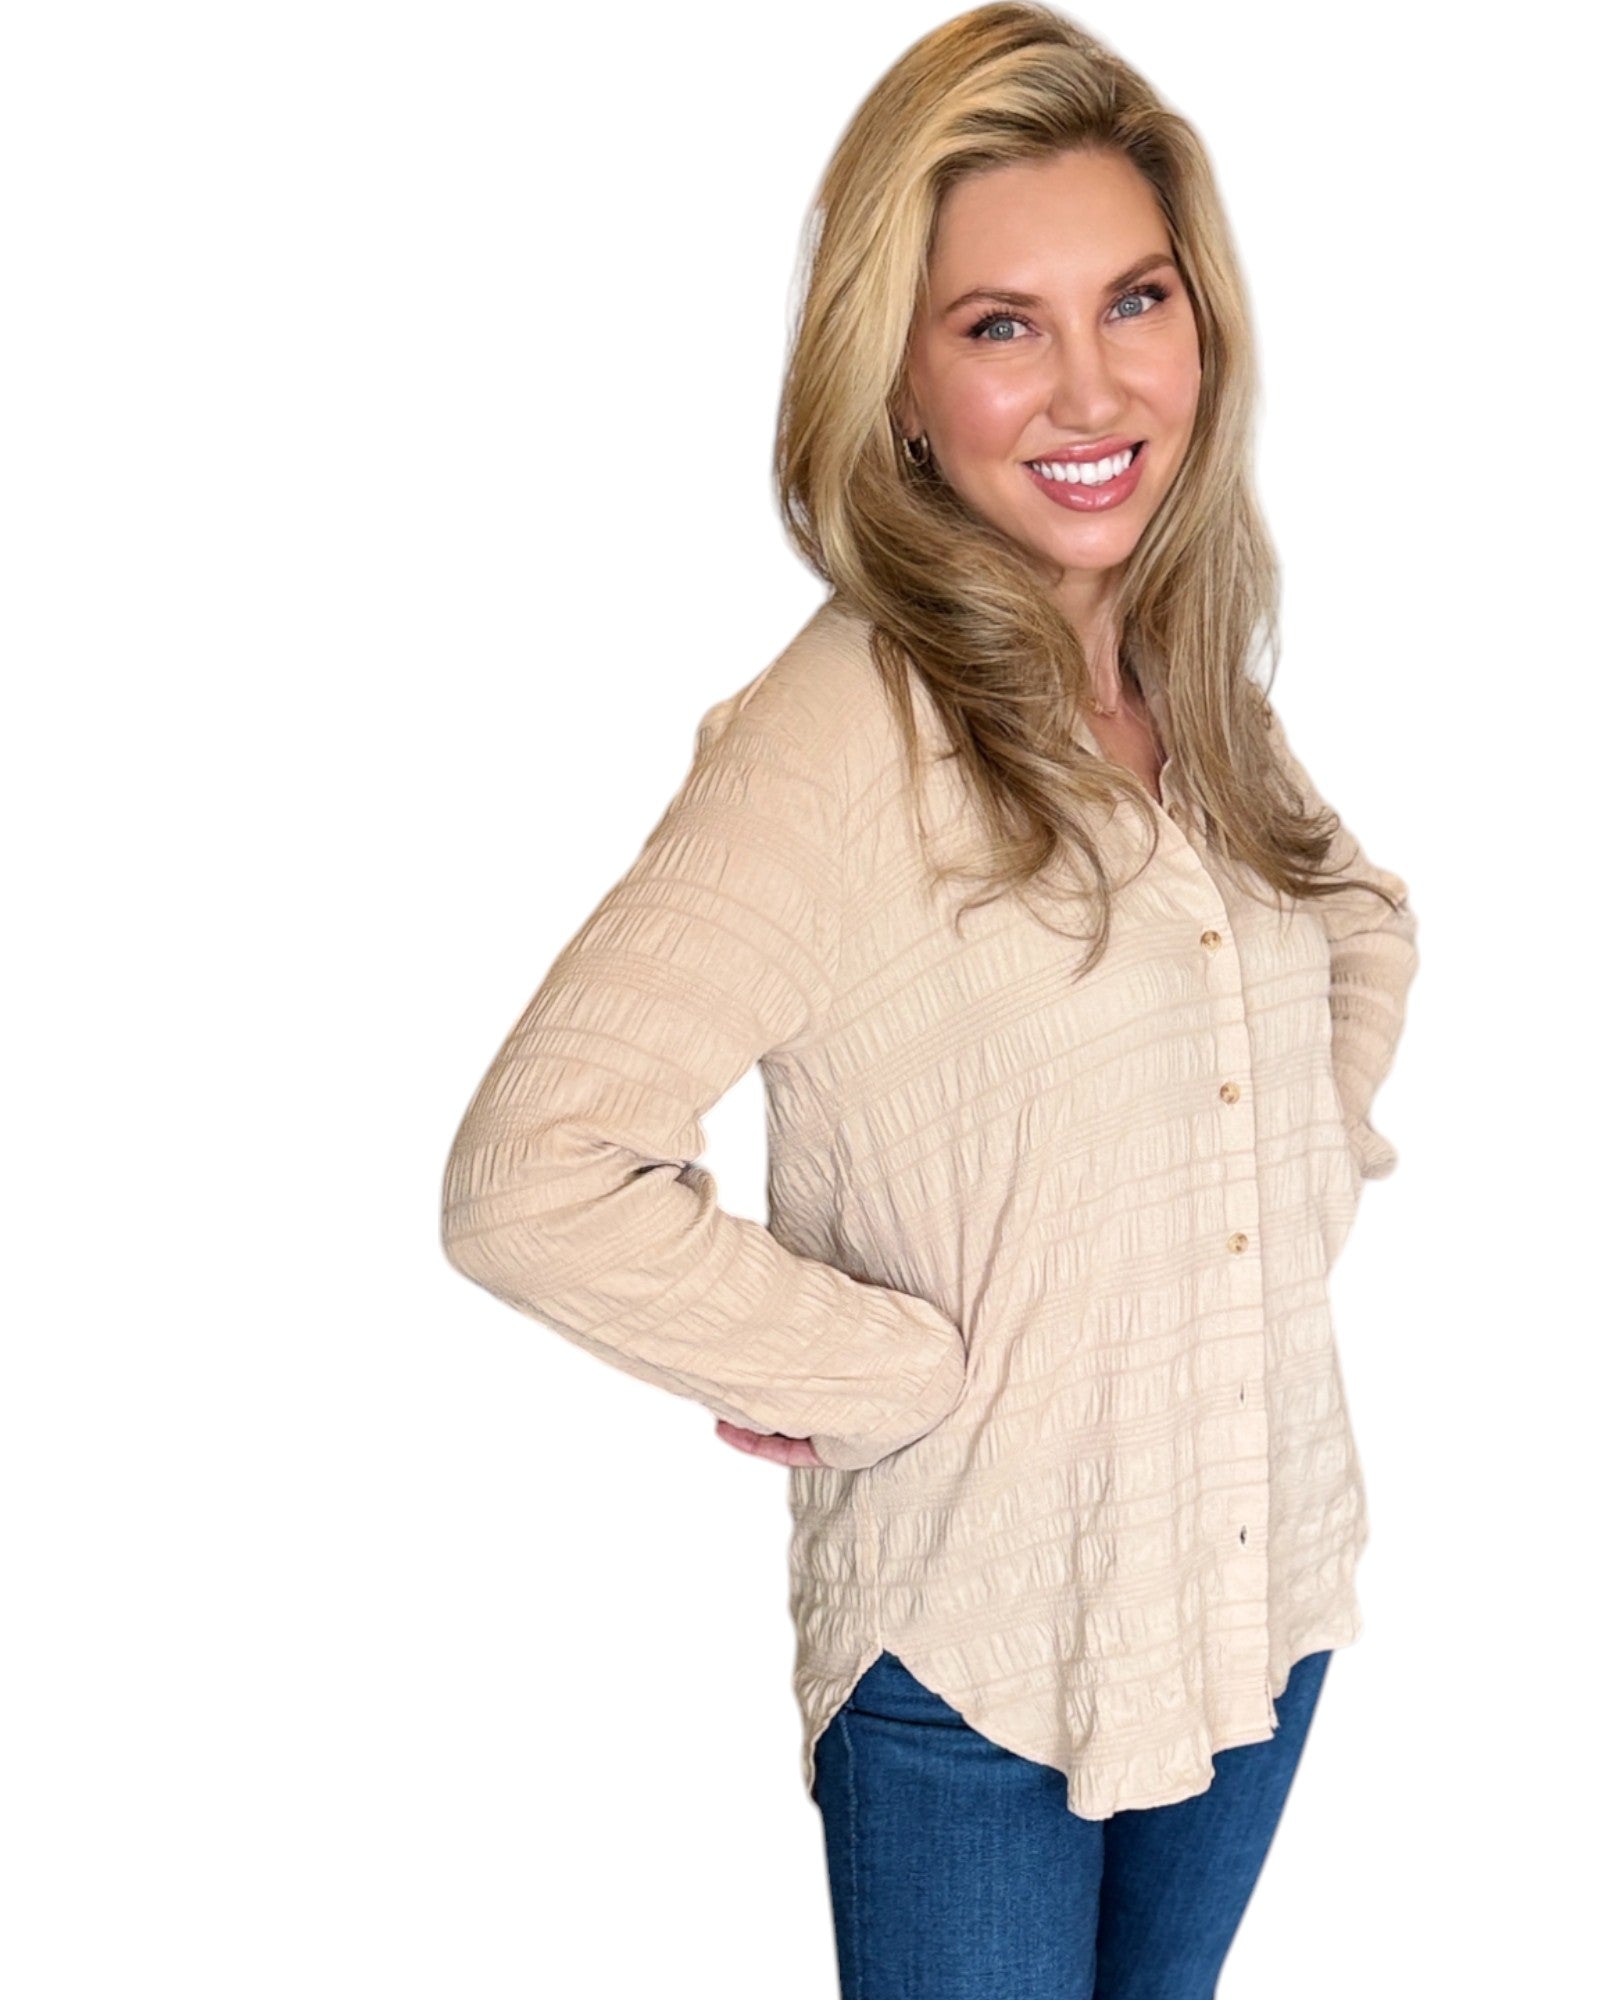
1264, 705, 1422, 1179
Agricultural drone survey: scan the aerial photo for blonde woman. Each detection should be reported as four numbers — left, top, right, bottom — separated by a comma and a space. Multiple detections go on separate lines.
440, 4, 1419, 1992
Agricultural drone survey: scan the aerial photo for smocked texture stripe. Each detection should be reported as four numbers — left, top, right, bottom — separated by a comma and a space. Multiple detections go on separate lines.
440, 597, 1420, 1820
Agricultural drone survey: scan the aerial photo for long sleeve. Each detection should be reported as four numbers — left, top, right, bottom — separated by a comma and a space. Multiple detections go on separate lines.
439, 688, 968, 1472
1264, 703, 1421, 1178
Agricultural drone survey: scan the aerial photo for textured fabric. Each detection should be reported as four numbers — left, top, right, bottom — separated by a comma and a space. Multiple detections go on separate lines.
440, 596, 1420, 1820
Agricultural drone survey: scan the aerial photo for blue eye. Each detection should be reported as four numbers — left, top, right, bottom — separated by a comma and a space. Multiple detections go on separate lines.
1112, 282, 1172, 320
968, 312, 1029, 342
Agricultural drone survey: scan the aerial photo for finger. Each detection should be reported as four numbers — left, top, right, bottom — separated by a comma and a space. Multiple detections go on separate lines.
714, 1420, 821, 1467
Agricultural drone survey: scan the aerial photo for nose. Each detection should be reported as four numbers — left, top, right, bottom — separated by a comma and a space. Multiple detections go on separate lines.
1046, 320, 1126, 436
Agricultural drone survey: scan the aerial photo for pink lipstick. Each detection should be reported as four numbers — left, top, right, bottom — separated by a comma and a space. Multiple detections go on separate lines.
1023, 439, 1147, 513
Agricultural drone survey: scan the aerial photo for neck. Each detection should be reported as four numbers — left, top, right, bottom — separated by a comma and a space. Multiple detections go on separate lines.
1050, 563, 1125, 707
1084, 632, 1128, 715
1055, 597, 1124, 714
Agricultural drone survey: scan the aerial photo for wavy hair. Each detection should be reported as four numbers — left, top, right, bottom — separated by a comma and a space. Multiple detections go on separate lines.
774, 1, 1403, 972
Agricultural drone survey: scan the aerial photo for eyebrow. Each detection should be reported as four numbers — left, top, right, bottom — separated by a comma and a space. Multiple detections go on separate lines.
939, 253, 1177, 318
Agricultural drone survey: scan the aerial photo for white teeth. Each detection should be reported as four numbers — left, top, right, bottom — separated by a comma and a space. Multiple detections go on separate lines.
1027, 448, 1136, 485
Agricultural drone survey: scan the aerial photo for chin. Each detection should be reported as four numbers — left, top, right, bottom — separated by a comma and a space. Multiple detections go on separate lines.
1033, 528, 1143, 574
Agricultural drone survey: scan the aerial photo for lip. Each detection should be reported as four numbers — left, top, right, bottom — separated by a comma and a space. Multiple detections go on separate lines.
1024, 435, 1144, 464
1024, 440, 1147, 512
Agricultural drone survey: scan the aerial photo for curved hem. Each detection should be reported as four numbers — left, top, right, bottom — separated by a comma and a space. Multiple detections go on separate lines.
802, 1625, 1361, 1821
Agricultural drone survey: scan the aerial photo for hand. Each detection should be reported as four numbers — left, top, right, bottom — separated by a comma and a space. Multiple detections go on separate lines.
714, 1418, 826, 1468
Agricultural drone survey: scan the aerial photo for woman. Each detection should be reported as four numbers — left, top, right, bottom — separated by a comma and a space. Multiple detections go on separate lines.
440, 4, 1419, 1992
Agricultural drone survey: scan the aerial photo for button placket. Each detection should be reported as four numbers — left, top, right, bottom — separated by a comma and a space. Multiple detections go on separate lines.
1195, 898, 1273, 1730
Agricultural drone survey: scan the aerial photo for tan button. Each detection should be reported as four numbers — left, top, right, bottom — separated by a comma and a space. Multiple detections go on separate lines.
1219, 1081, 1241, 1104
1227, 1231, 1249, 1253
1201, 928, 1223, 950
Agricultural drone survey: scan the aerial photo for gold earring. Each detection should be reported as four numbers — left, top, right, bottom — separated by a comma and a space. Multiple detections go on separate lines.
901, 433, 931, 468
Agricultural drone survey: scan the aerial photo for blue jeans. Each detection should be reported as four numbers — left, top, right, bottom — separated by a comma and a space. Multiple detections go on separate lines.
811, 1646, 1332, 1999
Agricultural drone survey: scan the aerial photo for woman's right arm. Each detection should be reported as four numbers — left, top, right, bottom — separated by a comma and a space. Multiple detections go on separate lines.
438, 690, 968, 1473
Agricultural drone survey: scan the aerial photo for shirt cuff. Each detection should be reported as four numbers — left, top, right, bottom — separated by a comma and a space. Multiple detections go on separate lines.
806, 1331, 968, 1473
1347, 1116, 1399, 1181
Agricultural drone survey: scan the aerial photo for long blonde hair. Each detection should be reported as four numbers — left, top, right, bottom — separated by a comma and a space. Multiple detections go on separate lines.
774, 1, 1402, 972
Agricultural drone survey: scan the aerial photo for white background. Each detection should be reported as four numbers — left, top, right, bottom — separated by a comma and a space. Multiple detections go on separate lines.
5, 2, 1590, 1993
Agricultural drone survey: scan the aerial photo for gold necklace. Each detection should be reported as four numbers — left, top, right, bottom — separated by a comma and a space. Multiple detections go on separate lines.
1089, 673, 1141, 719
1087, 644, 1141, 718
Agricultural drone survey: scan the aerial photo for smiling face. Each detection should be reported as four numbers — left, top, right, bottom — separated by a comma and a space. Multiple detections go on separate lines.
898, 146, 1204, 639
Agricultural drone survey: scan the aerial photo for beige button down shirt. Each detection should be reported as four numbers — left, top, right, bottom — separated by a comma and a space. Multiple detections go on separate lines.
440, 596, 1420, 1820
